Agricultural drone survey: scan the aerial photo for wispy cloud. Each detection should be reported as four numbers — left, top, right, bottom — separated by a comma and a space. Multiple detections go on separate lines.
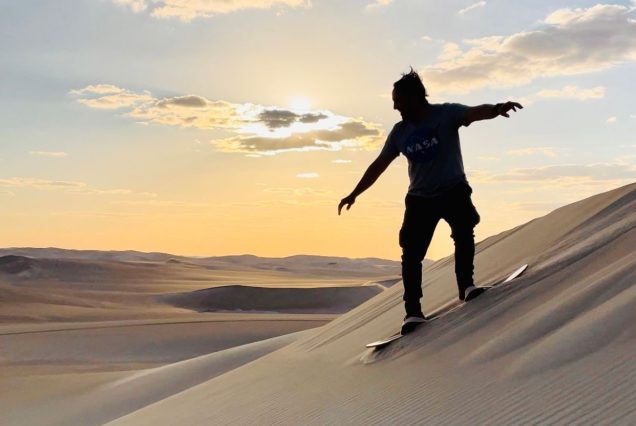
332, 159, 352, 164
0, 177, 86, 190
0, 177, 156, 197
263, 187, 331, 196
606, 116, 618, 124
29, 151, 68, 158
112, 0, 310, 21
470, 163, 636, 188
110, 199, 208, 207
536, 85, 605, 101
439, 42, 463, 61
113, 0, 148, 13
366, 0, 394, 10
422, 4, 636, 93
72, 84, 383, 156
458, 1, 486, 15
70, 86, 153, 110
507, 147, 557, 158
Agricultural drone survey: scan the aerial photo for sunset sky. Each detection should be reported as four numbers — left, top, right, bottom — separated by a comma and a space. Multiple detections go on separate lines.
2, 0, 636, 260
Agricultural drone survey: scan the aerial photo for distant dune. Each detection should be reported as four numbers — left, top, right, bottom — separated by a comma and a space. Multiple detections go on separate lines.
0, 248, 405, 275
0, 251, 404, 323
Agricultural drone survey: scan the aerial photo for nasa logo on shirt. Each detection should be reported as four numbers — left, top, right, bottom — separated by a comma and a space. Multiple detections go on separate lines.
403, 126, 440, 163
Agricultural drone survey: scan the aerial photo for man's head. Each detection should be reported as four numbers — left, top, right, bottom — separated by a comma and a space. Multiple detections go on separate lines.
392, 68, 428, 121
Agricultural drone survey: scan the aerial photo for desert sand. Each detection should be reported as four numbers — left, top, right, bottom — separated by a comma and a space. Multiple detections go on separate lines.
2, 183, 635, 425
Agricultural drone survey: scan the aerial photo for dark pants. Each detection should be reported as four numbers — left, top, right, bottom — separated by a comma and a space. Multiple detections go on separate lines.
399, 182, 480, 310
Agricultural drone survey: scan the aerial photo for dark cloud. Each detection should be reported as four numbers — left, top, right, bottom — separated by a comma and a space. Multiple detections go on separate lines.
299, 113, 328, 123
258, 109, 329, 129
213, 119, 382, 154
258, 109, 300, 129
157, 95, 208, 108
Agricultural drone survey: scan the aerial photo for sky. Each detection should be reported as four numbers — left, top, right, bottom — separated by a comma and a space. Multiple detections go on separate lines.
1, 0, 635, 260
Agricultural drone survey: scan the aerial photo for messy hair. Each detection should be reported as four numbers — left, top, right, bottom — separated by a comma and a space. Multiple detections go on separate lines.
393, 67, 428, 103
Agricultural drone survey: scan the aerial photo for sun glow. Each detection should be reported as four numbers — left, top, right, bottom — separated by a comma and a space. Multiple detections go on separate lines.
288, 97, 312, 112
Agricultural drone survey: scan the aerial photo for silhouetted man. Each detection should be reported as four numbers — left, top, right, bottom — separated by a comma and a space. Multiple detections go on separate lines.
338, 69, 522, 333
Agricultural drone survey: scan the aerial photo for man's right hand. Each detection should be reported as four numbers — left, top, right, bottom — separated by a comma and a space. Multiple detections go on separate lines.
338, 195, 356, 215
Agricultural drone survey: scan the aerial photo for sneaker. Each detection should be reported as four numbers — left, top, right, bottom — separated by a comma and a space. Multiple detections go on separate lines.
401, 312, 428, 334
462, 285, 486, 302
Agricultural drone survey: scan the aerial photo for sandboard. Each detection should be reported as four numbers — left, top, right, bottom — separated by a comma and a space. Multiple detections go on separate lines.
365, 264, 529, 349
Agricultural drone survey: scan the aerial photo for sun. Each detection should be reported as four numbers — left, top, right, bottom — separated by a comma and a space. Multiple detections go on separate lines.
288, 97, 312, 112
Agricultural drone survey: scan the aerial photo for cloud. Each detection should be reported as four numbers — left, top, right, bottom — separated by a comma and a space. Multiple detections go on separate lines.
29, 151, 68, 158
439, 42, 463, 61
332, 159, 352, 164
299, 112, 329, 124
70, 86, 153, 110
112, 0, 310, 21
157, 95, 208, 108
257, 109, 327, 130
458, 1, 486, 15
113, 0, 148, 13
212, 120, 382, 155
0, 177, 156, 197
606, 116, 618, 123
421, 4, 636, 93
263, 187, 331, 196
0, 177, 86, 190
535, 85, 605, 101
366, 0, 394, 10
507, 147, 557, 158
110, 199, 209, 207
69, 84, 124, 95
73, 84, 383, 155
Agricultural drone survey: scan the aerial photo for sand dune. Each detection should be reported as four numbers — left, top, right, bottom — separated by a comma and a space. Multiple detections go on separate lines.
0, 252, 401, 323
101, 183, 636, 425
159, 284, 384, 314
0, 329, 313, 426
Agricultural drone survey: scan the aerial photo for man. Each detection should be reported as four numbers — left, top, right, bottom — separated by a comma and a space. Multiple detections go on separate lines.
338, 69, 522, 334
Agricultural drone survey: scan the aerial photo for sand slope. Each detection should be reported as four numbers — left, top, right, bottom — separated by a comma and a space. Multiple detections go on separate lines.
1, 329, 313, 426
103, 183, 636, 425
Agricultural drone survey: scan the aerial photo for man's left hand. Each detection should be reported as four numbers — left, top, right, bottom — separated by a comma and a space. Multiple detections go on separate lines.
497, 101, 523, 118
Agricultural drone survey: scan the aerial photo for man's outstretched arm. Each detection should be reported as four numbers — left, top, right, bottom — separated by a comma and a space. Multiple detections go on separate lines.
338, 153, 395, 215
463, 101, 523, 127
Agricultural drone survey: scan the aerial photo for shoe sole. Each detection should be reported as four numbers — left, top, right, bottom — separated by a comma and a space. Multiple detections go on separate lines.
401, 318, 427, 334
464, 286, 487, 302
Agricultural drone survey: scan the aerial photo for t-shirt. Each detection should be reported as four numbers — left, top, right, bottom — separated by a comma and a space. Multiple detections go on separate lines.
380, 103, 470, 197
